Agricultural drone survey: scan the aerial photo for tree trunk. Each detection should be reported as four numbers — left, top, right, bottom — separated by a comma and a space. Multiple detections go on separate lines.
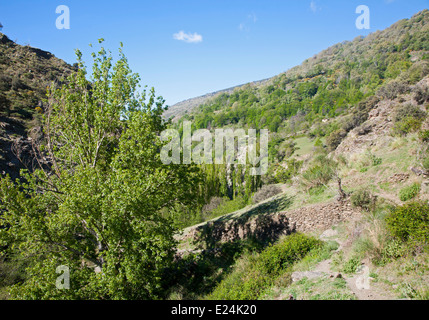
337, 176, 347, 201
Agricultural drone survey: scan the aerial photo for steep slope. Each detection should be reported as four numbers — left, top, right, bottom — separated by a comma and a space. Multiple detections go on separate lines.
163, 78, 270, 121
0, 33, 75, 179
172, 10, 428, 134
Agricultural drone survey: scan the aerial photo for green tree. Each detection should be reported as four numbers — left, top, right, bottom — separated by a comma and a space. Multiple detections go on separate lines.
0, 40, 200, 299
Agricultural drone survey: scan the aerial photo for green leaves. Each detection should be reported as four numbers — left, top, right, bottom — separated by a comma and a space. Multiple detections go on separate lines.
386, 202, 429, 245
0, 42, 200, 299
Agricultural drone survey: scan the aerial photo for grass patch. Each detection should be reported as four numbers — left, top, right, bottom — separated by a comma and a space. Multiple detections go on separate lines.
292, 240, 339, 272
294, 136, 317, 158
202, 196, 248, 221
398, 183, 421, 202
275, 276, 356, 300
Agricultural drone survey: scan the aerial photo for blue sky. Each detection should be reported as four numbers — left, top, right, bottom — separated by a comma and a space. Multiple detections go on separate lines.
0, 0, 428, 106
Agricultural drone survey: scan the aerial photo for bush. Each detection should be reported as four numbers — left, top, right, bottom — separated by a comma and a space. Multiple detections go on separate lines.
356, 95, 380, 114
385, 202, 429, 244
252, 185, 282, 204
207, 233, 321, 300
314, 137, 323, 147
0, 75, 12, 91
419, 130, 429, 142
342, 256, 362, 274
393, 117, 424, 135
394, 104, 427, 123
398, 183, 421, 202
269, 159, 303, 184
11, 77, 27, 91
326, 129, 347, 151
202, 197, 225, 214
308, 185, 326, 196
256, 234, 322, 276
351, 188, 377, 212
406, 61, 429, 84
376, 80, 410, 100
413, 84, 429, 104
342, 111, 367, 133
301, 157, 336, 191
392, 104, 427, 135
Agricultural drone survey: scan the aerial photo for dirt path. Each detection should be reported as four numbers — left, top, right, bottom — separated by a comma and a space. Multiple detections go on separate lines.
314, 229, 396, 300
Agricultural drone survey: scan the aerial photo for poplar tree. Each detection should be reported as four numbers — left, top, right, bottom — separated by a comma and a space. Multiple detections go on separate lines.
0, 40, 200, 299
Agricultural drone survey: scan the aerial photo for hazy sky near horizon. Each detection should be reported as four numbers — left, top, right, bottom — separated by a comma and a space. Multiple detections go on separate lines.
0, 0, 428, 106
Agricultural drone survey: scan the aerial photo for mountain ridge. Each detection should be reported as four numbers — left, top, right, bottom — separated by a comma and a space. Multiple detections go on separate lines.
164, 77, 272, 121
165, 9, 429, 124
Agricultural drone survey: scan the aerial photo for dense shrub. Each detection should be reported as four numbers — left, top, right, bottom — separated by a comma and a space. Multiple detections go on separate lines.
326, 129, 347, 151
385, 202, 429, 244
406, 61, 429, 83
252, 185, 283, 204
301, 156, 337, 191
202, 197, 225, 214
0, 94, 10, 114
11, 77, 27, 91
393, 104, 427, 135
373, 239, 408, 266
394, 104, 427, 123
342, 111, 367, 133
351, 188, 377, 212
0, 75, 12, 91
413, 84, 429, 104
256, 234, 322, 275
393, 117, 424, 135
266, 159, 303, 185
207, 233, 321, 300
376, 80, 410, 100
398, 183, 421, 202
356, 96, 381, 113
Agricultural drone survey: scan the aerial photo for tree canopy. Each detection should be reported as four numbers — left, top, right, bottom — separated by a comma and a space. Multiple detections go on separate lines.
0, 40, 201, 299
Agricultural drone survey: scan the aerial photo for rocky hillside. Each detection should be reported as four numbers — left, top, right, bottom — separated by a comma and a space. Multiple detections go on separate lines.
0, 33, 75, 179
163, 77, 271, 121
170, 9, 429, 135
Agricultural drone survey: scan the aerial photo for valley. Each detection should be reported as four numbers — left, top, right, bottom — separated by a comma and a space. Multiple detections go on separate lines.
0, 9, 428, 301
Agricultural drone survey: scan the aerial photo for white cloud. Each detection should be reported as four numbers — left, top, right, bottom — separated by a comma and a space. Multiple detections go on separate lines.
310, 1, 319, 13
239, 13, 257, 32
248, 13, 257, 23
173, 31, 203, 43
